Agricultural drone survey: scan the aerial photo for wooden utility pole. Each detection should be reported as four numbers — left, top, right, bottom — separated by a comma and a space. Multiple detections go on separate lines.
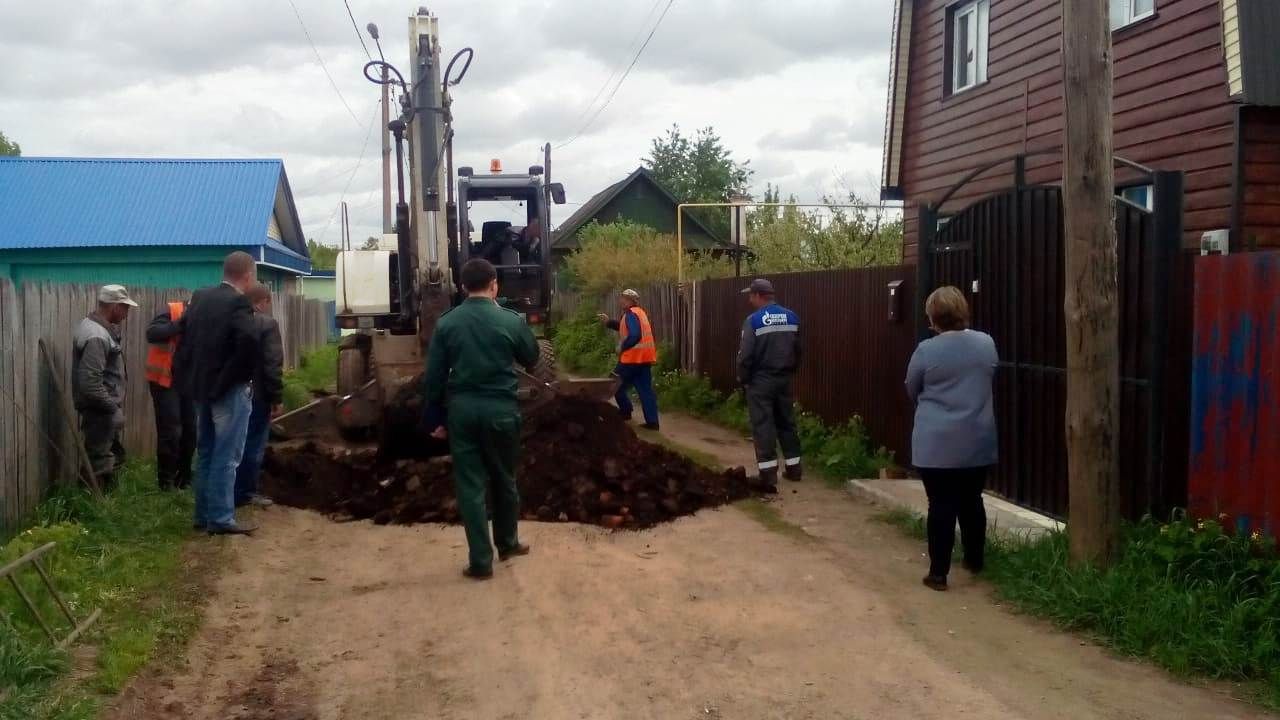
1062, 0, 1121, 566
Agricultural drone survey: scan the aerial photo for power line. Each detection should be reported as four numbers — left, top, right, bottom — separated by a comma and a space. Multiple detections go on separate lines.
555, 0, 677, 149
317, 102, 379, 244
285, 0, 362, 128
564, 0, 663, 132
342, 0, 373, 60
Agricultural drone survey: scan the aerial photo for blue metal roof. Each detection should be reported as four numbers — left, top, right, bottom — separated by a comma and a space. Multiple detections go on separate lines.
0, 157, 298, 252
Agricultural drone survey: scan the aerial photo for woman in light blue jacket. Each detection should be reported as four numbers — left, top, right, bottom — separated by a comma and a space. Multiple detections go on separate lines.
905, 286, 998, 591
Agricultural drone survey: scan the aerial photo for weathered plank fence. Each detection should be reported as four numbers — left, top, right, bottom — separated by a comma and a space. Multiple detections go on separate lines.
0, 279, 331, 529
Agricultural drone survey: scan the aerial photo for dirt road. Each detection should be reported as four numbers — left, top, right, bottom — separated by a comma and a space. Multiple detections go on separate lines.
109, 414, 1272, 720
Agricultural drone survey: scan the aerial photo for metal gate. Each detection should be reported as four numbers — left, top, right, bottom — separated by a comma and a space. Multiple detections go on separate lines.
915, 155, 1185, 519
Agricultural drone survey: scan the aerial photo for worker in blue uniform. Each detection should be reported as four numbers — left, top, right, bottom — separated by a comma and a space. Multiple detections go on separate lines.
737, 278, 803, 488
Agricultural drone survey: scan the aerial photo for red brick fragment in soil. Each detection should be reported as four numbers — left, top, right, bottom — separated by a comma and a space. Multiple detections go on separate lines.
261, 397, 762, 529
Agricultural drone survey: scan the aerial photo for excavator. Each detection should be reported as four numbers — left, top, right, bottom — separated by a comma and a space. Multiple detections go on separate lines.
274, 8, 612, 448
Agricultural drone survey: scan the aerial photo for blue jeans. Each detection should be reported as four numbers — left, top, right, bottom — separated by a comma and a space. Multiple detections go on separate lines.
234, 399, 272, 505
614, 363, 659, 425
194, 384, 252, 530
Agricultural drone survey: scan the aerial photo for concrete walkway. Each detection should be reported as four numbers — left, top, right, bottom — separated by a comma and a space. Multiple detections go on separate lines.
848, 477, 1064, 538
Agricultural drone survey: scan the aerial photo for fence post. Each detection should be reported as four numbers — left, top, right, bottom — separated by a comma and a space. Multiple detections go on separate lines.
1146, 170, 1184, 514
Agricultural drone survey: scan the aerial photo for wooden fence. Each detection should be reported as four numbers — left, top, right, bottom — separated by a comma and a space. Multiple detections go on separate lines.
0, 279, 331, 529
554, 283, 689, 355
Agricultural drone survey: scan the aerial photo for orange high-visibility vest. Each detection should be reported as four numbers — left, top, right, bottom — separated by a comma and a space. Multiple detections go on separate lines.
618, 306, 658, 365
144, 301, 186, 388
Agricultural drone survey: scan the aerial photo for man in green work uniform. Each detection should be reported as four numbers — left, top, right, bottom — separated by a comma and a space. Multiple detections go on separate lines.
422, 258, 541, 580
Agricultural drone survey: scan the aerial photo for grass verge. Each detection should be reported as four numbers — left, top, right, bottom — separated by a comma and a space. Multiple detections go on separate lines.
0, 462, 216, 720
638, 432, 722, 470
282, 343, 338, 410
734, 499, 815, 543
875, 506, 1280, 709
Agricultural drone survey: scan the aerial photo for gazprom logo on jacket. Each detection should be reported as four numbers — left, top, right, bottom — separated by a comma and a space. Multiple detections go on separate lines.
761, 312, 790, 326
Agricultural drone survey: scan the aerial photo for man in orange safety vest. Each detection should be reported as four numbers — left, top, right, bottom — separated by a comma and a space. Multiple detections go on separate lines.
597, 288, 660, 430
145, 299, 196, 489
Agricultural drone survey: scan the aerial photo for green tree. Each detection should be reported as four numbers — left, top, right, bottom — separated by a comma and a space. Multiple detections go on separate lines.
0, 131, 20, 157
307, 239, 338, 270
361, 236, 379, 250
644, 125, 753, 241
745, 188, 903, 273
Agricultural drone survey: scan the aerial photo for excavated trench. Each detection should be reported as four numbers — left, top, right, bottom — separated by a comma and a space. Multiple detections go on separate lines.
260, 396, 765, 530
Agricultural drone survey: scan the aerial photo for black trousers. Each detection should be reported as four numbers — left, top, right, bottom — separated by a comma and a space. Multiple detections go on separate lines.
149, 382, 196, 489
745, 374, 801, 473
919, 467, 988, 578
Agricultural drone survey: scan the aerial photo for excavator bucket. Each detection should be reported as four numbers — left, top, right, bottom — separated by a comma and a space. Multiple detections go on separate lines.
556, 377, 617, 402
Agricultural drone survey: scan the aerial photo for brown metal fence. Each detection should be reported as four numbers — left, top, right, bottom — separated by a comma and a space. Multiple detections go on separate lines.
691, 268, 919, 464
0, 279, 331, 530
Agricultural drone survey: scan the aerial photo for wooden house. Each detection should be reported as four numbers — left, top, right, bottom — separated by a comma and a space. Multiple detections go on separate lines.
880, 0, 1280, 260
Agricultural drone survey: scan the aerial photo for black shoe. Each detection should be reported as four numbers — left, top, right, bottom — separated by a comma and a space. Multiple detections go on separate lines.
640, 423, 660, 431
922, 575, 948, 591
498, 543, 531, 562
784, 464, 803, 482
463, 566, 494, 580
962, 559, 984, 574
208, 523, 258, 536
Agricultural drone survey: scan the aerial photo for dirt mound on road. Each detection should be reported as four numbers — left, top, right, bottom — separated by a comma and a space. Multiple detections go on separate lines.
261, 396, 763, 529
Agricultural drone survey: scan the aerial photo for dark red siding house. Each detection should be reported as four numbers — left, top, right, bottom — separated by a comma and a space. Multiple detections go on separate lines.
878, 0, 1280, 520
882, 0, 1280, 260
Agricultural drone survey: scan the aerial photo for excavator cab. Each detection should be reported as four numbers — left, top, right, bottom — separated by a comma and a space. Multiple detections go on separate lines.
456, 163, 560, 330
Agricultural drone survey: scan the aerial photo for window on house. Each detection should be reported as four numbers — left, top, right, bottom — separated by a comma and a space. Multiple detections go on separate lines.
1119, 185, 1154, 211
1111, 0, 1155, 31
947, 0, 989, 95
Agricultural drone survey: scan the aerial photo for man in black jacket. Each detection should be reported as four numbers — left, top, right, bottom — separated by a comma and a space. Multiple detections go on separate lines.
234, 283, 283, 508
174, 252, 260, 535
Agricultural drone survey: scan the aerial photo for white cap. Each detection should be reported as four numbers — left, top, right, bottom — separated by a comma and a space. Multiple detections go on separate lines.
98, 284, 138, 307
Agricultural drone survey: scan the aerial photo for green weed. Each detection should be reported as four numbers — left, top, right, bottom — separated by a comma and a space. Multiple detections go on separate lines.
283, 343, 338, 410
875, 507, 1280, 708
871, 508, 927, 540
0, 462, 209, 719
734, 499, 814, 542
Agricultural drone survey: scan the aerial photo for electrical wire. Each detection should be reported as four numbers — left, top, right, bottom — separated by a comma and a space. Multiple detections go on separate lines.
343, 0, 373, 60
555, 0, 677, 149
564, 0, 663, 131
285, 0, 362, 128
317, 101, 380, 244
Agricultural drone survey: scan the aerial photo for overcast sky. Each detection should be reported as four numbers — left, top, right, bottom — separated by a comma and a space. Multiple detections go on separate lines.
0, 0, 893, 247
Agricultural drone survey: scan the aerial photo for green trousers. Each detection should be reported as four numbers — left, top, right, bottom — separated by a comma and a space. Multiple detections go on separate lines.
447, 396, 522, 572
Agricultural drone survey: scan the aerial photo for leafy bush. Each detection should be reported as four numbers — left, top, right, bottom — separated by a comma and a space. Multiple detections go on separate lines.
562, 221, 732, 294
987, 516, 1280, 705
550, 307, 619, 377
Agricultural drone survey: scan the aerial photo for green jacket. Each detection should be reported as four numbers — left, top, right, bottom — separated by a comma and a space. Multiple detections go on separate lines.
422, 297, 540, 429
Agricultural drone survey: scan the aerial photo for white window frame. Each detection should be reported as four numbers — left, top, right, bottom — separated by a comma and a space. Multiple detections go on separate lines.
1111, 0, 1155, 31
950, 0, 989, 95
1119, 185, 1154, 211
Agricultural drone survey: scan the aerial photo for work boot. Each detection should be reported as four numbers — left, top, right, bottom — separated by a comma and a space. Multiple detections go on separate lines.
463, 566, 494, 581
498, 543, 531, 562
784, 462, 803, 482
758, 467, 779, 490
641, 422, 660, 431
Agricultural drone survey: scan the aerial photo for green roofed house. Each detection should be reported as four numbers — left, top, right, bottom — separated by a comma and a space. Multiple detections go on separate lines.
551, 167, 725, 261
0, 157, 311, 293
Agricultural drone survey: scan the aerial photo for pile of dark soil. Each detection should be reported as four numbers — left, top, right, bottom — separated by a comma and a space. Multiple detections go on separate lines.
261, 396, 763, 529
